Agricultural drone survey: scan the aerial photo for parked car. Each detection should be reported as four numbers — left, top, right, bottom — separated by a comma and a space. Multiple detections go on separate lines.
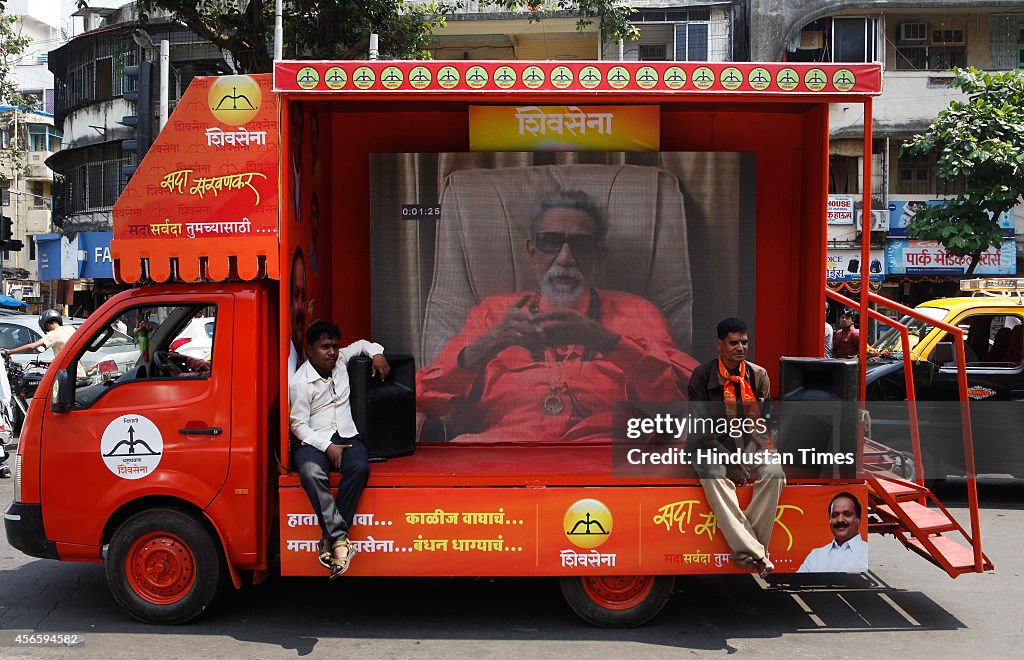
0, 315, 140, 378
866, 280, 1024, 479
170, 316, 214, 360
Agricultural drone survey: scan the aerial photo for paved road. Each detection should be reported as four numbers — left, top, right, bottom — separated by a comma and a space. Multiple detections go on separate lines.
0, 477, 1020, 659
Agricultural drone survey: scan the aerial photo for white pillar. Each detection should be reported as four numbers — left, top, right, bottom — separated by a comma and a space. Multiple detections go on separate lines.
159, 40, 169, 132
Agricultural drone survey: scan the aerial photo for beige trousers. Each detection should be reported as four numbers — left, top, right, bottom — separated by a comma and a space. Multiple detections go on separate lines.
695, 443, 786, 560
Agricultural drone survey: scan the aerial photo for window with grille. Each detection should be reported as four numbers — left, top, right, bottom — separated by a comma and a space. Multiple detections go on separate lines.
639, 44, 667, 61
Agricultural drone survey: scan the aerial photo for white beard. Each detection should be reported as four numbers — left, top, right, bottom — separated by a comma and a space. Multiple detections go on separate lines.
540, 266, 585, 306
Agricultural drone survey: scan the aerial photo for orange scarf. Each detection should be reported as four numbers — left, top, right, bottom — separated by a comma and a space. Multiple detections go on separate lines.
718, 358, 761, 420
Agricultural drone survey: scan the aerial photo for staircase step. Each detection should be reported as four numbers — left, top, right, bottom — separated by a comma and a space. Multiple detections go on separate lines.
875, 502, 957, 533
906, 535, 989, 573
868, 474, 927, 501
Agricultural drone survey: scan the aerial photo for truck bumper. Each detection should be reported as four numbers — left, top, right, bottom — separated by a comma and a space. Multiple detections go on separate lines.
4, 501, 58, 560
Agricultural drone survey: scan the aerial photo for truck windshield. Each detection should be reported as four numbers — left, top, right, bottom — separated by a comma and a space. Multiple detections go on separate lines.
871, 307, 949, 356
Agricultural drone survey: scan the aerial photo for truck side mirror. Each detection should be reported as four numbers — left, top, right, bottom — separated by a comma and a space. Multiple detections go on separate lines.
51, 369, 74, 413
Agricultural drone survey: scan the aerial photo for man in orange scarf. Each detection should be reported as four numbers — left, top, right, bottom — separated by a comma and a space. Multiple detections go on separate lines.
687, 317, 785, 577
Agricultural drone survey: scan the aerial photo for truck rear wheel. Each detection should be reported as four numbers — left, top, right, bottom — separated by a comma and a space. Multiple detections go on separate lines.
106, 508, 223, 624
560, 575, 674, 627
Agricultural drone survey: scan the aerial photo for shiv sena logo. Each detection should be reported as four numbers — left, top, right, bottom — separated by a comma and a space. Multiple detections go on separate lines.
563, 498, 613, 549
208, 75, 262, 126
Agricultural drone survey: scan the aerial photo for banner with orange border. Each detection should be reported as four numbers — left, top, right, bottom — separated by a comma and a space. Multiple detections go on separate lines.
111, 74, 279, 283
274, 61, 882, 96
279, 484, 868, 576
469, 105, 659, 152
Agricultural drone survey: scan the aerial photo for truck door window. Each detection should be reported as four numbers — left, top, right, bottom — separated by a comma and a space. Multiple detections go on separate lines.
71, 304, 218, 407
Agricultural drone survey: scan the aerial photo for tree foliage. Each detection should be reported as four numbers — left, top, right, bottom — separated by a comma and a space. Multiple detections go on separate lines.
0, 7, 31, 184
901, 67, 1024, 276
134, 1, 638, 74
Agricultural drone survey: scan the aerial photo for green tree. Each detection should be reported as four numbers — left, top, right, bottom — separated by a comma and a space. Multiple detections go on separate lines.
0, 7, 31, 185
901, 67, 1024, 276
133, 1, 638, 74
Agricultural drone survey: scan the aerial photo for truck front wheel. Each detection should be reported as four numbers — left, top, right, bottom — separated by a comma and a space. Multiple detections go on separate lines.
560, 575, 674, 627
106, 508, 223, 624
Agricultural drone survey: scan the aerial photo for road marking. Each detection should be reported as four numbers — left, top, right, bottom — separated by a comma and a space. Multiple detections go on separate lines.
790, 593, 826, 627
879, 592, 921, 626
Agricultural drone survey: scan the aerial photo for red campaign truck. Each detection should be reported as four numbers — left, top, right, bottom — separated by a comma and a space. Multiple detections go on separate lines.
4, 61, 992, 627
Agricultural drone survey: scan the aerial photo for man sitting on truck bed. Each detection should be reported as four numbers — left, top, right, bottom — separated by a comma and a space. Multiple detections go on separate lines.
417, 189, 698, 443
289, 320, 390, 578
687, 317, 785, 577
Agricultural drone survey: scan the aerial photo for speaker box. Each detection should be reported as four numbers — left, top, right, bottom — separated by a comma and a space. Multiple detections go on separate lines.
348, 354, 416, 459
778, 357, 858, 478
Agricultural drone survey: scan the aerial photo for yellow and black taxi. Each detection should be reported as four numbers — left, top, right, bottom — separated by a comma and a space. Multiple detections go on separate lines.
866, 278, 1024, 480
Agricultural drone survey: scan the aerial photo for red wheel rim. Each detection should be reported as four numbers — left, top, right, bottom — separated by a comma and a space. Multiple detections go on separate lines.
580, 575, 655, 611
124, 532, 196, 605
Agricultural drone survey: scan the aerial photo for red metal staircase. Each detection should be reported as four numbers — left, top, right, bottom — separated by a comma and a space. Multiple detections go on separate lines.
865, 469, 992, 577
827, 288, 993, 578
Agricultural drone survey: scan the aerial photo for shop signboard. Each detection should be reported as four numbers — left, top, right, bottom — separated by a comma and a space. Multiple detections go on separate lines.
885, 238, 1016, 275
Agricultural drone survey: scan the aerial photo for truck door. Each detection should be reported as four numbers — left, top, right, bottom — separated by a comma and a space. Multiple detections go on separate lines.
39, 298, 234, 547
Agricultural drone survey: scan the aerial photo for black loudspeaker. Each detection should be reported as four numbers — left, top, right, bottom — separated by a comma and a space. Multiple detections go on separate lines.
348, 354, 416, 459
778, 357, 859, 478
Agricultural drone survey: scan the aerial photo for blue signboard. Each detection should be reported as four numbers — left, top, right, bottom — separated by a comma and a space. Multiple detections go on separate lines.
35, 233, 76, 281
78, 232, 113, 279
886, 238, 1017, 276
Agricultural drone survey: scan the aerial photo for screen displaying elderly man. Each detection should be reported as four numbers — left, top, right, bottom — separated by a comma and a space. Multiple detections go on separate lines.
798, 491, 868, 573
417, 189, 698, 443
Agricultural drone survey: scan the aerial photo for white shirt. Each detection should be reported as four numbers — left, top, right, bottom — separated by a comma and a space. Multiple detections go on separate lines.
288, 339, 384, 453
797, 533, 868, 573
287, 340, 300, 377
824, 322, 834, 358
41, 325, 76, 355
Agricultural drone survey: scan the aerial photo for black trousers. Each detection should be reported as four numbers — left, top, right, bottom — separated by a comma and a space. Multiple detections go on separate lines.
293, 433, 370, 543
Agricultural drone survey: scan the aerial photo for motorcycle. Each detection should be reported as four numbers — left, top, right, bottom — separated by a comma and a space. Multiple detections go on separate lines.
0, 354, 49, 475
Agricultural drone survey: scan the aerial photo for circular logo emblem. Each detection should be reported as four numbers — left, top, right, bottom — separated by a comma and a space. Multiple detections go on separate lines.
381, 66, 404, 90
720, 66, 743, 90
607, 66, 630, 89
101, 414, 163, 480
522, 65, 545, 89
747, 67, 771, 91
550, 65, 574, 89
323, 66, 347, 90
692, 66, 715, 90
563, 498, 613, 549
494, 65, 517, 89
295, 67, 319, 90
832, 68, 856, 92
663, 66, 687, 89
208, 75, 263, 126
466, 65, 489, 89
804, 68, 828, 92
409, 66, 432, 89
635, 66, 659, 89
437, 65, 461, 89
579, 66, 601, 89
776, 67, 799, 91
352, 66, 376, 89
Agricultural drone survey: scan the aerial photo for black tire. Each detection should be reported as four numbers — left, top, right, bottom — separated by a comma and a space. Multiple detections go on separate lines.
105, 508, 224, 624
560, 575, 675, 628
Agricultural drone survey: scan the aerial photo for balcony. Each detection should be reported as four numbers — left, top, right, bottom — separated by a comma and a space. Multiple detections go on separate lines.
25, 151, 55, 181
25, 207, 51, 234
829, 70, 1013, 139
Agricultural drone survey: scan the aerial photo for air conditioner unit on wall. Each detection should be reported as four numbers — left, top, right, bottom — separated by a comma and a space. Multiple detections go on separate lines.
799, 30, 823, 50
856, 210, 888, 232
899, 23, 927, 42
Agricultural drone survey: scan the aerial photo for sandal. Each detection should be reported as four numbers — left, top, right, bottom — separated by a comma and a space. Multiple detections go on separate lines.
753, 555, 774, 579
317, 537, 332, 570
329, 539, 357, 580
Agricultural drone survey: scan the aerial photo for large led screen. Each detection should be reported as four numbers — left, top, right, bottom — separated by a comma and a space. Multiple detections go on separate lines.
370, 152, 756, 444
